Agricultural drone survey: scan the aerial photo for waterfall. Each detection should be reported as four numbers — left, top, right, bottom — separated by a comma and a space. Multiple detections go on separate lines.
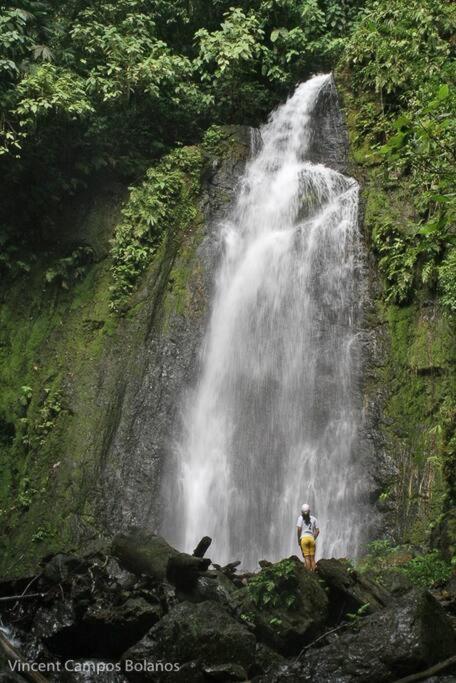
162, 74, 370, 568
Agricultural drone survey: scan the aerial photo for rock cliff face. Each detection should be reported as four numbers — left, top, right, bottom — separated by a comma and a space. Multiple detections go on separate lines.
307, 76, 349, 174
338, 75, 456, 549
0, 128, 251, 575
96, 130, 252, 537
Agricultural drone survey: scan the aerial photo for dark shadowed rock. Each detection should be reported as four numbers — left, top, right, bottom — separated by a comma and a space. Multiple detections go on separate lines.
317, 558, 391, 622
32, 595, 161, 659
166, 554, 211, 591
252, 642, 286, 677
81, 596, 162, 657
121, 600, 256, 682
256, 589, 456, 682
41, 554, 87, 584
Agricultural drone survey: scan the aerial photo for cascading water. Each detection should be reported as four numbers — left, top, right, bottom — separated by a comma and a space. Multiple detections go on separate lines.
162, 74, 370, 568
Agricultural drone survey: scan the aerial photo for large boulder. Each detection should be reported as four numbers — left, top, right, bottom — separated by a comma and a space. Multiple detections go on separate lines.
235, 557, 328, 656
121, 600, 256, 682
81, 596, 162, 657
316, 558, 391, 622
257, 589, 456, 682
30, 596, 161, 659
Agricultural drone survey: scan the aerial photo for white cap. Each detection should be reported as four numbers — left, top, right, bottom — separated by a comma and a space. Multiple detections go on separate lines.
301, 503, 310, 513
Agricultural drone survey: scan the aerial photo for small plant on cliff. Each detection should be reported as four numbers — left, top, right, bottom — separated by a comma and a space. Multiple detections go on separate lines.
247, 559, 298, 611
110, 146, 203, 312
22, 387, 66, 449
45, 246, 95, 289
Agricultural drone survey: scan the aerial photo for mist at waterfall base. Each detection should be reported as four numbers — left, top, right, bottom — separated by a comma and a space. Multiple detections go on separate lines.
161, 74, 372, 569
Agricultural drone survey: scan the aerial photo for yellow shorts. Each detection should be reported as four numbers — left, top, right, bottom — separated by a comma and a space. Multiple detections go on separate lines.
300, 534, 315, 557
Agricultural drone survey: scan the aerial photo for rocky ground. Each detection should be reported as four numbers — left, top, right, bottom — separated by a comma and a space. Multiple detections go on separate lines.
0, 530, 455, 683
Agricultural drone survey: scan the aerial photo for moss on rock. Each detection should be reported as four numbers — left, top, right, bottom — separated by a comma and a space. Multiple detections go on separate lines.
337, 70, 456, 549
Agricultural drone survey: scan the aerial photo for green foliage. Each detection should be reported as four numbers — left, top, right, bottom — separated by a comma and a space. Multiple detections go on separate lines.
201, 125, 229, 156
110, 145, 203, 311
346, 0, 453, 97
0, 3, 52, 81
19, 385, 32, 407
0, 0, 365, 254
346, 602, 370, 621
247, 559, 298, 611
398, 550, 452, 588
345, 0, 456, 313
21, 387, 66, 449
32, 526, 49, 543
438, 249, 456, 314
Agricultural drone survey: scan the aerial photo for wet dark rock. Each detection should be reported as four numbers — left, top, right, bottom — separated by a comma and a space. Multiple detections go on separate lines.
236, 557, 328, 656
27, 598, 77, 659
372, 568, 413, 596
121, 600, 256, 682
177, 571, 237, 610
252, 642, 286, 677
104, 558, 137, 590
1, 537, 454, 683
257, 589, 456, 682
307, 74, 348, 174
316, 558, 391, 622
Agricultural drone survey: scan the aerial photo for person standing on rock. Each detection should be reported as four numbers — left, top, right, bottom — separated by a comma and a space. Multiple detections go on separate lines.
297, 503, 319, 571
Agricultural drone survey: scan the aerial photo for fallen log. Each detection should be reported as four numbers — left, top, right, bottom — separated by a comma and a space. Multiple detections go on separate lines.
392, 654, 456, 683
192, 536, 212, 558
0, 593, 46, 603
0, 629, 48, 683
112, 530, 179, 581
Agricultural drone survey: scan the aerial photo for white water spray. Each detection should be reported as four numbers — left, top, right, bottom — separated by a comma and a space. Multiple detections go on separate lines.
163, 74, 369, 568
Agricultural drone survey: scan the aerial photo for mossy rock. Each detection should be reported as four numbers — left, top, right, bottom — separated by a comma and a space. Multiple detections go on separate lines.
237, 557, 328, 656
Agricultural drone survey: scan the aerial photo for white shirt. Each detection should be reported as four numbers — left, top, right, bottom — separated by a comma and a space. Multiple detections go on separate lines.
297, 514, 318, 539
